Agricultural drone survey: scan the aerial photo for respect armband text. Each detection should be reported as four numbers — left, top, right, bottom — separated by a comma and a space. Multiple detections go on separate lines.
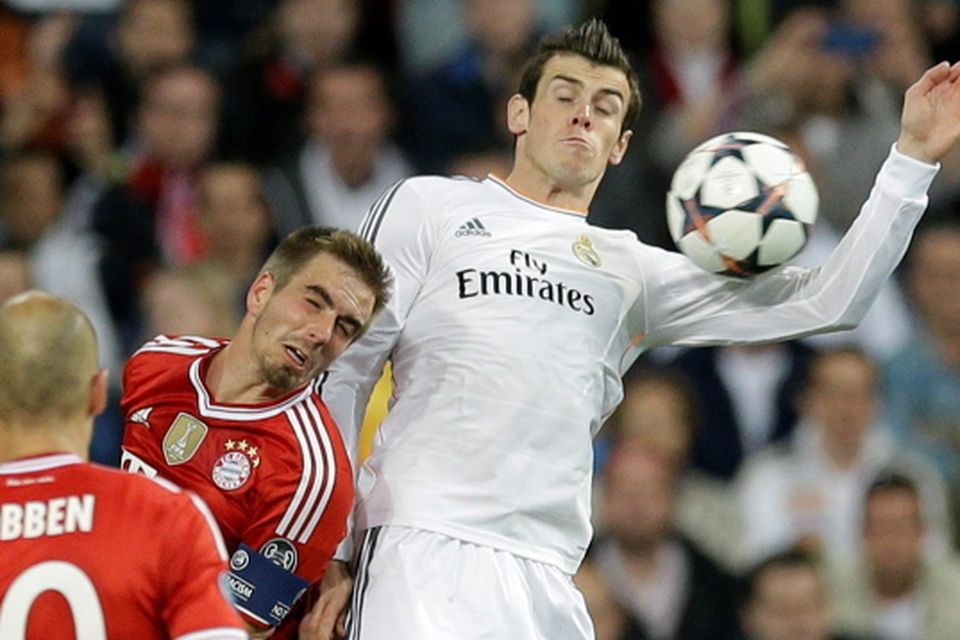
226, 542, 310, 627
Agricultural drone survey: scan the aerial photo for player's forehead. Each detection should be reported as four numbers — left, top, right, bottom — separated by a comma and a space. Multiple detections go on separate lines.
293, 253, 375, 314
536, 53, 630, 100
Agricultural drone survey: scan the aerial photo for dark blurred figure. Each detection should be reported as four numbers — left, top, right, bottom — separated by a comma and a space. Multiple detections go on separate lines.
64, 0, 196, 149
668, 341, 816, 481
575, 558, 648, 640
402, 0, 541, 172
263, 60, 411, 237
828, 472, 960, 639
219, 0, 363, 164
196, 161, 276, 312
89, 64, 220, 342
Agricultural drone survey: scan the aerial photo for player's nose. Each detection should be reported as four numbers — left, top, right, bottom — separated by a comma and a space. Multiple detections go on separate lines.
306, 311, 335, 345
571, 102, 592, 129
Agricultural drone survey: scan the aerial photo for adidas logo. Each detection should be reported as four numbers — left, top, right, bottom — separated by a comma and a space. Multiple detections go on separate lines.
455, 217, 492, 238
131, 407, 153, 427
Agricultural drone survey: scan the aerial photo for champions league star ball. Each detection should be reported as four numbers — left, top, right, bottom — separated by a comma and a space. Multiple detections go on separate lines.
666, 131, 819, 278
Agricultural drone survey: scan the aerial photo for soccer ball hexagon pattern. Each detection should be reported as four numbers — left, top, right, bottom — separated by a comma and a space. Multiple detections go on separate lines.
666, 131, 819, 277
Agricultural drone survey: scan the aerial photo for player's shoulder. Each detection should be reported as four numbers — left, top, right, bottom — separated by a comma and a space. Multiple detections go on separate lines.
88, 462, 217, 523
133, 334, 227, 359
126, 334, 225, 377
393, 174, 492, 205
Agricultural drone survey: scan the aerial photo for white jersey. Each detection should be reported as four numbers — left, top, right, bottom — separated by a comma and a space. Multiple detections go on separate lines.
323, 146, 936, 574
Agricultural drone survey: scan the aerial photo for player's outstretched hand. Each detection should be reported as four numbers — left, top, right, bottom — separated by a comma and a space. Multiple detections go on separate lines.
299, 560, 353, 640
897, 61, 960, 164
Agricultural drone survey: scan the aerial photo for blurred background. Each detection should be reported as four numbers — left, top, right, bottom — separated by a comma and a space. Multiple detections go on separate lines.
3, 1, 960, 637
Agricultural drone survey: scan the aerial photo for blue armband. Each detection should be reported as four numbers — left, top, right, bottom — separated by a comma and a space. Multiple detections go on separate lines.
226, 542, 310, 627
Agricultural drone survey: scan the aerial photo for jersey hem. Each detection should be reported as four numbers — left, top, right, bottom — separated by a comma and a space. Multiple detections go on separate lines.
357, 513, 582, 575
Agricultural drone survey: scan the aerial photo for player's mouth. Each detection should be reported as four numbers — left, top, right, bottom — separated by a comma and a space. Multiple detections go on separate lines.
283, 345, 310, 371
561, 136, 593, 151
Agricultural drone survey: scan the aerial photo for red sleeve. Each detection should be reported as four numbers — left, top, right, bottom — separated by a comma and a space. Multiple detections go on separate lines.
158, 490, 246, 638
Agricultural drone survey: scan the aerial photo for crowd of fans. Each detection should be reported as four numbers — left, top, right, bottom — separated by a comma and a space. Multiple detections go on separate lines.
3, 0, 960, 638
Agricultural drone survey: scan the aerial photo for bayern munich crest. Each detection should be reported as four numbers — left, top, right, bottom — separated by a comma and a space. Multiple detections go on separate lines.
211, 439, 261, 491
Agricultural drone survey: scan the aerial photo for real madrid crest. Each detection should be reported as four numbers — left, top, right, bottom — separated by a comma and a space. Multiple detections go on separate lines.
162, 413, 208, 465
212, 439, 261, 491
572, 234, 602, 268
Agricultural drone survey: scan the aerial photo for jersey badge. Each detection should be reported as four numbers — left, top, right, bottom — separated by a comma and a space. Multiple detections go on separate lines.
260, 537, 299, 571
572, 234, 602, 268
162, 412, 209, 465
211, 439, 260, 491
130, 406, 153, 427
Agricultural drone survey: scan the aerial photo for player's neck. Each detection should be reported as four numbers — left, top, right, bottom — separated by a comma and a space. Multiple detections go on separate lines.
0, 423, 88, 464
502, 166, 595, 215
206, 340, 285, 405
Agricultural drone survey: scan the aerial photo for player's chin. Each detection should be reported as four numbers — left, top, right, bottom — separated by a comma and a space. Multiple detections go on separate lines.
262, 363, 305, 394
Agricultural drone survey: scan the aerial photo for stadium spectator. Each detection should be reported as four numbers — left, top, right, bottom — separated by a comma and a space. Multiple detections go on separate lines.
574, 557, 647, 640
0, 151, 63, 250
883, 218, 960, 534
89, 63, 220, 342
321, 17, 960, 640
120, 227, 390, 637
594, 447, 741, 639
64, 0, 196, 149
738, 347, 951, 565
0, 12, 76, 156
219, 0, 363, 164
668, 341, 816, 481
828, 472, 960, 639
0, 250, 30, 302
0, 291, 246, 639
727, 4, 928, 231
196, 162, 277, 311
402, 0, 541, 171
740, 548, 863, 640
602, 370, 743, 571
263, 60, 411, 237
140, 263, 240, 340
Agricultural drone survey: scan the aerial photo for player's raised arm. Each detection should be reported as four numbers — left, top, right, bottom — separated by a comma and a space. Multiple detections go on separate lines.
897, 61, 960, 164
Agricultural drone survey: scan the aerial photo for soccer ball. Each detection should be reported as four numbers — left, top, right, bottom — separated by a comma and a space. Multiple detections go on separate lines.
666, 131, 819, 278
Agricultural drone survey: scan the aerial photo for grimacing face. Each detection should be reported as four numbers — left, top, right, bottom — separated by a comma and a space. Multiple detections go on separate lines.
249, 252, 375, 393
509, 54, 632, 191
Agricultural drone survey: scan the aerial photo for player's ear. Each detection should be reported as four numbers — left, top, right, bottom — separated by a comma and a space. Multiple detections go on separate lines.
88, 369, 109, 418
507, 94, 530, 136
608, 129, 633, 166
247, 271, 275, 316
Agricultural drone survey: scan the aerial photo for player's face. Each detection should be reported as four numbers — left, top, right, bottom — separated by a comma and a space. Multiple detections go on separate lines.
250, 252, 375, 393
508, 54, 632, 190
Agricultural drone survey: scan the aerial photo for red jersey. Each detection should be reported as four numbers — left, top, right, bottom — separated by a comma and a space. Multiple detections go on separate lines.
0, 453, 246, 639
120, 335, 354, 627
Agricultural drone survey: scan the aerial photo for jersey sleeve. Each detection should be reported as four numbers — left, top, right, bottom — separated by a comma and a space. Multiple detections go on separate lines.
638, 146, 937, 347
156, 487, 247, 639
322, 179, 435, 558
324, 179, 433, 450
120, 350, 165, 476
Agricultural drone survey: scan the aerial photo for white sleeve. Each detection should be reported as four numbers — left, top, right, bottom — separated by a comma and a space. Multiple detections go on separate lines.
640, 146, 937, 347
322, 179, 433, 559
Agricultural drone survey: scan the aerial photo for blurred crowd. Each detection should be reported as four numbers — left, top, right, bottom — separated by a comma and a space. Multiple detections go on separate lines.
3, 0, 960, 638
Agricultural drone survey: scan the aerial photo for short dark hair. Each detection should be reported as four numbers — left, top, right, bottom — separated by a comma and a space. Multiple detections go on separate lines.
740, 547, 821, 610
517, 19, 641, 132
866, 470, 919, 503
260, 227, 392, 317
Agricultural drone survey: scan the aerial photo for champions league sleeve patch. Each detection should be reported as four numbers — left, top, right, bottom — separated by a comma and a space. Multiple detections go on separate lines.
227, 542, 309, 627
